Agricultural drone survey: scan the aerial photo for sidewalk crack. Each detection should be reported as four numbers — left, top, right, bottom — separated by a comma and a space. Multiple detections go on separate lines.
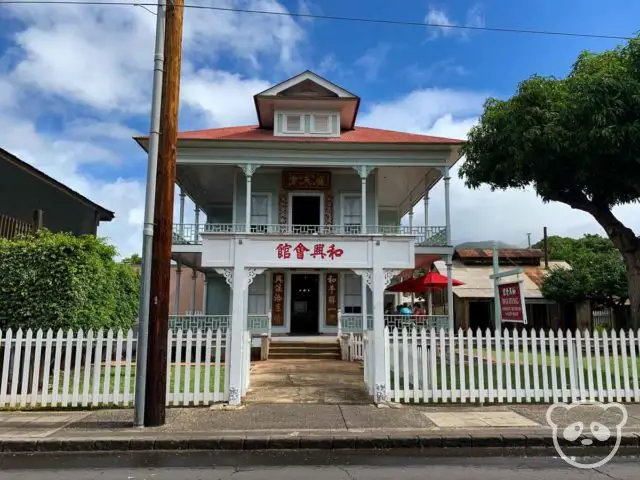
337, 404, 349, 429
593, 467, 624, 480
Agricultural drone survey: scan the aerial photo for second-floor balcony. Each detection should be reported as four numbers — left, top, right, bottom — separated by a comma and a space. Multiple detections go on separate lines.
172, 223, 448, 247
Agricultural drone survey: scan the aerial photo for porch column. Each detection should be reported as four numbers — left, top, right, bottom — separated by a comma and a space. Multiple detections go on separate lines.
178, 188, 185, 237
202, 276, 208, 313
443, 166, 451, 245
240, 164, 259, 233
446, 254, 454, 330
225, 243, 248, 405
353, 166, 375, 234
408, 208, 413, 230
423, 176, 429, 228
191, 268, 198, 314
194, 205, 200, 241
175, 262, 182, 315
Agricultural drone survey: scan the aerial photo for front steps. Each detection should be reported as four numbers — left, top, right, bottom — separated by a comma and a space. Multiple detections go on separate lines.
268, 339, 342, 360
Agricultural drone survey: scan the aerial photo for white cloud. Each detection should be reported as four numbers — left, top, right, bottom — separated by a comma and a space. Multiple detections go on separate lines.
354, 44, 391, 81
361, 86, 640, 245
425, 5, 485, 40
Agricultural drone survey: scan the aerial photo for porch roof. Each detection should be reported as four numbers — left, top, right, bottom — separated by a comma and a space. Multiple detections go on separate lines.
135, 125, 464, 146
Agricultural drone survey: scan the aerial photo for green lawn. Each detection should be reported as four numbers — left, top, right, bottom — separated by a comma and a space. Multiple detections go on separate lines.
52, 363, 226, 399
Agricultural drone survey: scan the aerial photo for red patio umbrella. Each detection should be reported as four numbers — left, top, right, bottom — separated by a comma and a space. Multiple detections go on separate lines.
386, 271, 464, 315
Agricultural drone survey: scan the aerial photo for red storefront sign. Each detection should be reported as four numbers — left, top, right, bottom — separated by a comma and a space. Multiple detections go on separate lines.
276, 242, 344, 261
498, 281, 527, 323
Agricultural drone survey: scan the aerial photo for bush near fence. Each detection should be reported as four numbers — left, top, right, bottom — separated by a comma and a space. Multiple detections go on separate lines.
0, 231, 140, 332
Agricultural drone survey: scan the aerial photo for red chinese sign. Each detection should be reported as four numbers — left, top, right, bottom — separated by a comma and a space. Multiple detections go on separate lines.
276, 242, 344, 261
271, 273, 285, 326
498, 281, 527, 323
325, 273, 339, 326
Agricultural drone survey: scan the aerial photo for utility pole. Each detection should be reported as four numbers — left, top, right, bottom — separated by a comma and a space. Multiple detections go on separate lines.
145, 0, 184, 427
134, 0, 165, 429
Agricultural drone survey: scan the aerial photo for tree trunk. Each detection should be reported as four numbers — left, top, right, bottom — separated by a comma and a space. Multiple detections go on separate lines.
625, 251, 640, 330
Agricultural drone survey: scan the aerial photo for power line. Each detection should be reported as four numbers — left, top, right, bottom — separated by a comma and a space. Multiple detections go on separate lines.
0, 0, 634, 41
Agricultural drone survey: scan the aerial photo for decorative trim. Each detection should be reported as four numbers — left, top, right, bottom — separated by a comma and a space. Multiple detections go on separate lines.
383, 269, 403, 288
375, 383, 387, 404
228, 387, 240, 405
324, 192, 333, 226
282, 171, 331, 190
271, 273, 285, 327
352, 269, 372, 289
325, 273, 339, 326
352, 165, 376, 179
278, 191, 288, 225
214, 268, 233, 288
240, 163, 259, 177
246, 268, 267, 288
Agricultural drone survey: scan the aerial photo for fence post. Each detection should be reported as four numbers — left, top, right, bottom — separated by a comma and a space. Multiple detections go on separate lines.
32, 209, 43, 232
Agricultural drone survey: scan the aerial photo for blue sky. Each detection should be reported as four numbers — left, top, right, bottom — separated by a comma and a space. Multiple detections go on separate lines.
0, 0, 638, 256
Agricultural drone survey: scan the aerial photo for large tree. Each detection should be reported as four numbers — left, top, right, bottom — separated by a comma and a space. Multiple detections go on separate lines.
459, 37, 640, 328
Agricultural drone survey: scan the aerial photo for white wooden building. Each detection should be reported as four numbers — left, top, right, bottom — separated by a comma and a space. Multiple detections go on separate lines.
136, 71, 463, 404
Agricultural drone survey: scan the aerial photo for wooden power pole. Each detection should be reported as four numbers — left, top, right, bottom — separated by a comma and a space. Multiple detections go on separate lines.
144, 0, 184, 427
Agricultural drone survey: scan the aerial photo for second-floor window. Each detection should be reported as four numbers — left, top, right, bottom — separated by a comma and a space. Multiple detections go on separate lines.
343, 274, 362, 314
342, 194, 361, 234
251, 193, 269, 232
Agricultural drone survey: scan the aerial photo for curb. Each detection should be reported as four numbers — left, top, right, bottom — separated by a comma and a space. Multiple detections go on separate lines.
2, 433, 640, 456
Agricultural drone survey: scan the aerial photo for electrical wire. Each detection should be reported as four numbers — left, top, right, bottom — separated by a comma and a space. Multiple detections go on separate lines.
0, 0, 634, 41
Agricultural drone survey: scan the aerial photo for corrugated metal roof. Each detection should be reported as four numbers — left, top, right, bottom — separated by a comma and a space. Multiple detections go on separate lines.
433, 260, 570, 299
455, 248, 544, 259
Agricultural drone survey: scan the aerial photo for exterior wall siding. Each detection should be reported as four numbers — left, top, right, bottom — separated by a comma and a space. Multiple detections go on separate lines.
206, 273, 231, 316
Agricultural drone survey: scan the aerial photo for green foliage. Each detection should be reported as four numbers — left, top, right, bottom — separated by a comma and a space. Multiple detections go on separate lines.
460, 36, 640, 327
0, 230, 140, 331
539, 235, 628, 307
122, 253, 142, 265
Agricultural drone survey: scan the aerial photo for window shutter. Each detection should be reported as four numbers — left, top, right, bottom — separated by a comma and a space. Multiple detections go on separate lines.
313, 115, 330, 133
286, 115, 302, 132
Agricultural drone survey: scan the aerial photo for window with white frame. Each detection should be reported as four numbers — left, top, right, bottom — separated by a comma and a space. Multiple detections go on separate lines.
250, 193, 269, 232
248, 273, 267, 315
312, 114, 331, 134
284, 114, 304, 134
343, 274, 362, 314
342, 195, 362, 234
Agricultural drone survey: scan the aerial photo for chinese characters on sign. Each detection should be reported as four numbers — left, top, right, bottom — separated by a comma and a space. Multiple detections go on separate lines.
498, 281, 527, 323
282, 171, 331, 190
276, 242, 344, 261
325, 273, 339, 326
271, 273, 285, 326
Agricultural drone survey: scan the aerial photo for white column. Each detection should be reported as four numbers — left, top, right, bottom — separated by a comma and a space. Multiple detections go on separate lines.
361, 276, 367, 331
191, 268, 198, 314
446, 254, 454, 330
423, 193, 429, 228
228, 245, 247, 405
194, 206, 200, 240
175, 263, 182, 315
371, 261, 386, 404
444, 166, 451, 245
202, 276, 208, 313
241, 164, 258, 233
360, 175, 367, 234
178, 188, 185, 237
408, 208, 413, 232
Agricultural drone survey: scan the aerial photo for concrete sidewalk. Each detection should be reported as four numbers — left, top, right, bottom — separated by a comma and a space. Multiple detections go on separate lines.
1, 403, 640, 456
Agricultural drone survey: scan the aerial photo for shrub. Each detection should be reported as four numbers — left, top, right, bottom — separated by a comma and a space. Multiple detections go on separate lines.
0, 230, 139, 331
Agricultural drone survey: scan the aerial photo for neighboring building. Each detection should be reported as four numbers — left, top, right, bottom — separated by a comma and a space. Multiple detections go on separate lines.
431, 248, 591, 331
136, 70, 462, 336
0, 147, 114, 237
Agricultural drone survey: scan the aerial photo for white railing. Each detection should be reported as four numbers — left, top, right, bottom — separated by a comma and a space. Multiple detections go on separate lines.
385, 327, 640, 404
172, 223, 448, 247
169, 315, 230, 333
345, 333, 364, 361
0, 328, 230, 409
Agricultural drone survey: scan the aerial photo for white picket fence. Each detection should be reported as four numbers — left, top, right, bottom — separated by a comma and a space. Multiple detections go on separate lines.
363, 328, 640, 404
342, 333, 365, 361
0, 328, 233, 409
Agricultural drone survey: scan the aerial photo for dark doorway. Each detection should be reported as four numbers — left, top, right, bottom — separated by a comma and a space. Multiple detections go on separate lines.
469, 301, 492, 331
291, 195, 321, 233
290, 273, 320, 334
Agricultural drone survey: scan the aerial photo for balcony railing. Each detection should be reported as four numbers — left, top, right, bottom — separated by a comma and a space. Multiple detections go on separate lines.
173, 223, 448, 247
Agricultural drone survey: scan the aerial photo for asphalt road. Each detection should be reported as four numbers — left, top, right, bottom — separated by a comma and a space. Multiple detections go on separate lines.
0, 451, 639, 479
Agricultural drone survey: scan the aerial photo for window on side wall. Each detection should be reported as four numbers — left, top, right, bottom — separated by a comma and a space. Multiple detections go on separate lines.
343, 274, 362, 314
251, 193, 269, 233
248, 274, 267, 315
343, 195, 362, 234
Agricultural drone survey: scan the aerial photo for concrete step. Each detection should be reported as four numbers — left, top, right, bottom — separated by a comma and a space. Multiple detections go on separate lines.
270, 342, 339, 349
269, 346, 341, 354
268, 352, 342, 360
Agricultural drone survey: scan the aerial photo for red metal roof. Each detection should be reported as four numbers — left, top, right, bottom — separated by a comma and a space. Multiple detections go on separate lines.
173, 125, 464, 144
